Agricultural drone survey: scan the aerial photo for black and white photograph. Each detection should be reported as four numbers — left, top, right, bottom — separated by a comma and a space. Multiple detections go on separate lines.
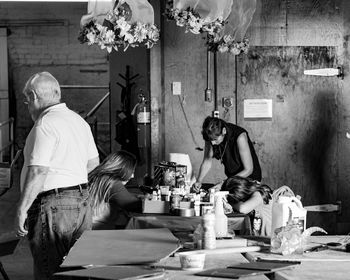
0, 0, 350, 279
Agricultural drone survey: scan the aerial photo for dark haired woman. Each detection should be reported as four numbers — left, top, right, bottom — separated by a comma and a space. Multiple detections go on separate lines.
193, 116, 261, 192
88, 150, 142, 229
222, 176, 272, 236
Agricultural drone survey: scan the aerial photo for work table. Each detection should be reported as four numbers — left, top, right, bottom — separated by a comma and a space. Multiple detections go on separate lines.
56, 230, 350, 280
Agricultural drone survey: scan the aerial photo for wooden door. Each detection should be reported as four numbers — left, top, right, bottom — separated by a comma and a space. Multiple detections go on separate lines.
237, 46, 343, 234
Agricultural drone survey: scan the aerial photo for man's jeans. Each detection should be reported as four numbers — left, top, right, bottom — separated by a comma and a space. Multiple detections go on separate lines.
27, 188, 92, 280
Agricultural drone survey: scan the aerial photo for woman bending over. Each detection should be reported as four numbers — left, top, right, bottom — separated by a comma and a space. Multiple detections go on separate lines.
222, 176, 272, 236
89, 151, 142, 229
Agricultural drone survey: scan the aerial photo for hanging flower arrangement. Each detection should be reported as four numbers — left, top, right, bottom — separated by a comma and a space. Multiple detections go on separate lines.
164, 0, 256, 55
79, 0, 160, 53
207, 35, 249, 55
165, 0, 225, 35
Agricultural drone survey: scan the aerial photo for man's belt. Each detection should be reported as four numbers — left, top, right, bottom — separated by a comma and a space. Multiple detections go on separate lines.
36, 183, 88, 200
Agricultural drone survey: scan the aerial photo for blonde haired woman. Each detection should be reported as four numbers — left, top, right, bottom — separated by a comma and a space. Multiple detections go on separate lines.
89, 150, 142, 229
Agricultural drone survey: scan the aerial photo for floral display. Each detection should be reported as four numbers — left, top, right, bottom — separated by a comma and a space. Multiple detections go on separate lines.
165, 0, 225, 36
207, 35, 249, 55
164, 0, 252, 55
79, 0, 160, 53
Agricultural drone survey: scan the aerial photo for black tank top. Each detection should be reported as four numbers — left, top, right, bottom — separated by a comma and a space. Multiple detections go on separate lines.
212, 123, 262, 181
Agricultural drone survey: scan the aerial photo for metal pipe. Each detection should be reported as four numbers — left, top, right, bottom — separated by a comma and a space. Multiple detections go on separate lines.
235, 55, 238, 124
60, 85, 109, 89
205, 48, 212, 102
0, 118, 14, 160
0, 117, 14, 128
0, 142, 13, 153
0, 19, 67, 27
214, 51, 218, 110
84, 91, 110, 119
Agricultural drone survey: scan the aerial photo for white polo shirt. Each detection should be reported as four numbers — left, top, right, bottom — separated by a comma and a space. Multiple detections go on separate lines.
21, 103, 99, 192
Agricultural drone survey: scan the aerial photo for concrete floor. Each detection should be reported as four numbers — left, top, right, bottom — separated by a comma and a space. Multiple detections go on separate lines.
0, 170, 33, 280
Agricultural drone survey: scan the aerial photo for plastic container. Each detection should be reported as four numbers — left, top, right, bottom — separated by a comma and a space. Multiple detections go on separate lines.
214, 191, 229, 238
202, 210, 216, 249
178, 251, 206, 271
271, 187, 307, 236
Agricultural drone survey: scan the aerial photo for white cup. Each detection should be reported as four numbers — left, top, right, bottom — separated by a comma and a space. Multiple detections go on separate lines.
178, 251, 206, 271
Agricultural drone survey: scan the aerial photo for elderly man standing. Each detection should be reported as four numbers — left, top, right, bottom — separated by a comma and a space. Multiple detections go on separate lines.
14, 72, 100, 279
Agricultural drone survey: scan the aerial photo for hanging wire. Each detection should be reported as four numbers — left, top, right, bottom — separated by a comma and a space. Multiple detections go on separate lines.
177, 96, 203, 151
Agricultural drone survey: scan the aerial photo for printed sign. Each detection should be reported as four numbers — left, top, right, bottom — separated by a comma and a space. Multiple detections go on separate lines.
244, 99, 272, 120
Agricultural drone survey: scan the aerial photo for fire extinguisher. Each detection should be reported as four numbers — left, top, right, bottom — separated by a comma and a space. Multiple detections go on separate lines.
132, 92, 151, 148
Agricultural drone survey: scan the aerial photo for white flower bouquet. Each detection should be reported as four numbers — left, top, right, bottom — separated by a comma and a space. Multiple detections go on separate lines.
165, 0, 254, 55
79, 0, 160, 53
165, 1, 225, 36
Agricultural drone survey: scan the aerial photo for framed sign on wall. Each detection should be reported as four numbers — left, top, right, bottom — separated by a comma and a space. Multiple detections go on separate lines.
243, 99, 273, 120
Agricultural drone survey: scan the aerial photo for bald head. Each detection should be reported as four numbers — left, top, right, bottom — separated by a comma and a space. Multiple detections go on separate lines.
23, 72, 62, 121
24, 72, 61, 104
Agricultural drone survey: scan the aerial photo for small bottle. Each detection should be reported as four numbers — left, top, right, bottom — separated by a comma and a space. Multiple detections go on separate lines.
253, 211, 262, 236
193, 224, 203, 249
171, 192, 181, 210
176, 174, 186, 192
202, 210, 216, 249
194, 201, 201, 217
209, 188, 215, 204
152, 190, 158, 201
194, 194, 201, 216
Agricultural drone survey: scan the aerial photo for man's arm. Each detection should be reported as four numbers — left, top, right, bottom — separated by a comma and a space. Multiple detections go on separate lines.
235, 132, 254, 178
193, 142, 213, 192
109, 183, 142, 213
15, 165, 49, 236
87, 156, 100, 173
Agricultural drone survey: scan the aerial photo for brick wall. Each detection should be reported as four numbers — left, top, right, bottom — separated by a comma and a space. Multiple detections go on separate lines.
0, 2, 110, 153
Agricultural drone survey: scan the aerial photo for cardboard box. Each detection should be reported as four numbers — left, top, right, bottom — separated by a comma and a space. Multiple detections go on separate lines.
142, 200, 170, 214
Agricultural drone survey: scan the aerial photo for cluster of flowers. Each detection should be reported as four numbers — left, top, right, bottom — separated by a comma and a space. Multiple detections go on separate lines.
165, 0, 249, 55
207, 35, 249, 55
165, 1, 225, 35
79, 2, 160, 53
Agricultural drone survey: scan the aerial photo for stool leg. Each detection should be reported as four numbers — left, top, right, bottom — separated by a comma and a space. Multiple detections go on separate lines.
0, 262, 10, 280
